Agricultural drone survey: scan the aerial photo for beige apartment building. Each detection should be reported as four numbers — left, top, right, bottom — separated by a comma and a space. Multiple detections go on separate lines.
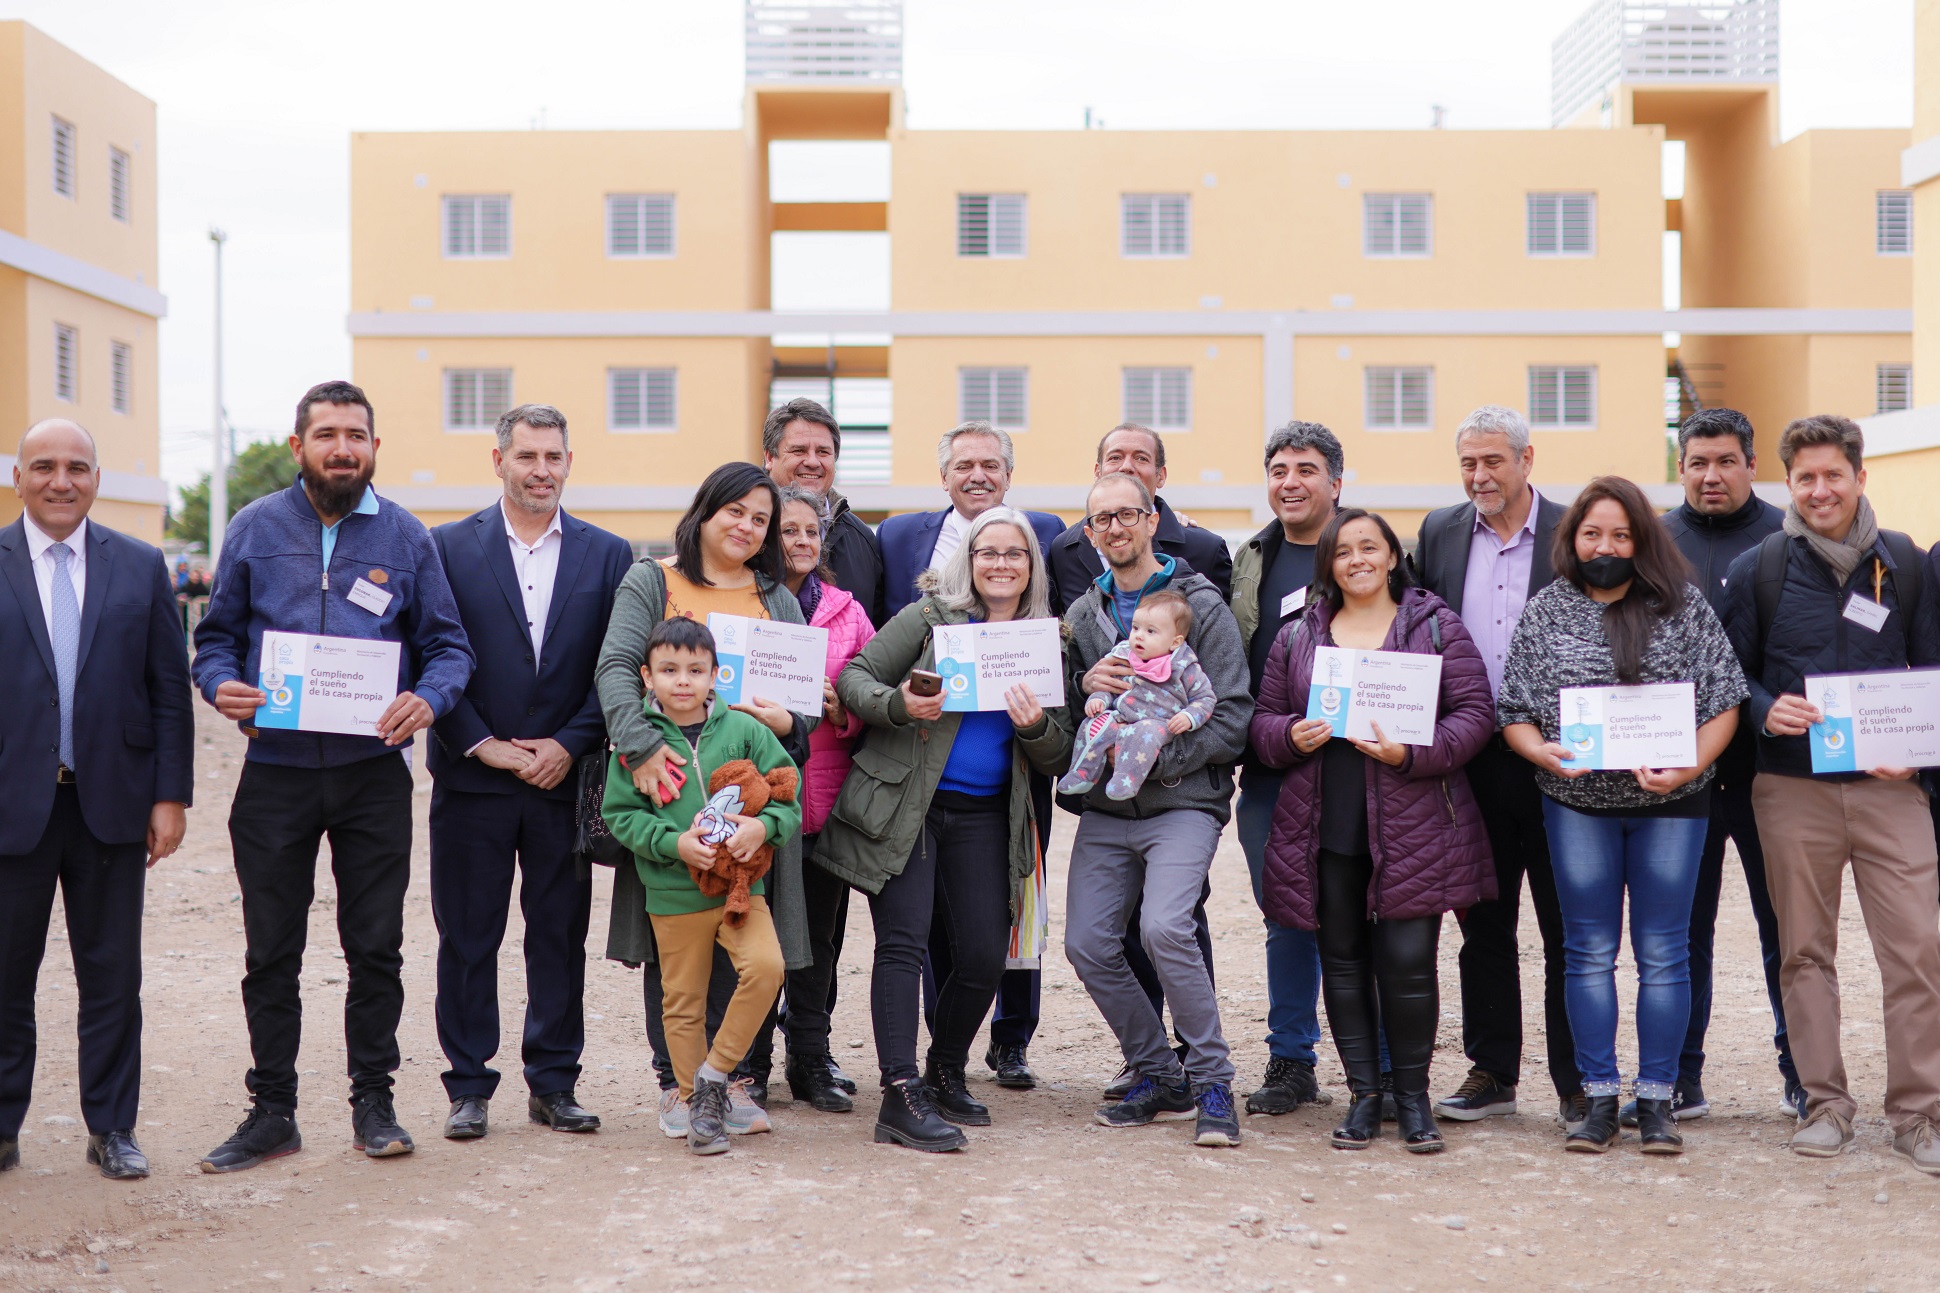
0, 22, 166, 541
348, 1, 1914, 543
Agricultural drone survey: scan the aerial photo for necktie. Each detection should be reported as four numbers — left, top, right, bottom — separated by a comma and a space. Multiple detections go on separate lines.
50, 541, 79, 769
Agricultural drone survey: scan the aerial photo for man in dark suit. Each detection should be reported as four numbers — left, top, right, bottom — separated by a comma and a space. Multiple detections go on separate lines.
1411, 404, 1581, 1129
1047, 423, 1233, 612
876, 419, 1063, 1087
762, 397, 885, 627
429, 404, 633, 1140
876, 420, 1065, 620
0, 419, 193, 1180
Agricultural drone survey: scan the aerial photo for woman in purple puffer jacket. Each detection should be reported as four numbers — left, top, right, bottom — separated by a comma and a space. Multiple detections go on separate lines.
1251, 508, 1497, 1155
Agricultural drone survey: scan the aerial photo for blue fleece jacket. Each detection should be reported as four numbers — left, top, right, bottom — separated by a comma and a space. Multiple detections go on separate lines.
193, 482, 475, 767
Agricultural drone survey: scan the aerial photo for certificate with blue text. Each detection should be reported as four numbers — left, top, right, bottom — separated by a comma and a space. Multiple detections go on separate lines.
934, 619, 1066, 712
254, 631, 400, 737
1804, 668, 1940, 774
1558, 682, 1697, 770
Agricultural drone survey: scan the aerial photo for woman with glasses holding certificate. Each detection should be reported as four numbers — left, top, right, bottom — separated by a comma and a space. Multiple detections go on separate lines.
1497, 476, 1747, 1156
1250, 508, 1497, 1154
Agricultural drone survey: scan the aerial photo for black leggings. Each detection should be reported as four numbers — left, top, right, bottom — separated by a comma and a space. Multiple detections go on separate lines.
1317, 850, 1440, 1099
868, 790, 1011, 1084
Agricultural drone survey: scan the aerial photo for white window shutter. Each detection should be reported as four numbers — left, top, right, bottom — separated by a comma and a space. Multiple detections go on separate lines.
1561, 194, 1594, 254
1400, 368, 1432, 426
1877, 363, 1913, 413
109, 147, 131, 222
1878, 191, 1913, 256
52, 117, 75, 197
1397, 196, 1430, 255
54, 324, 78, 402
1526, 194, 1557, 255
443, 198, 474, 257
1121, 195, 1153, 257
111, 341, 132, 414
958, 194, 990, 256
608, 196, 640, 257
478, 197, 510, 256
1157, 195, 1189, 255
1528, 366, 1596, 427
992, 195, 1025, 256
995, 367, 1027, 427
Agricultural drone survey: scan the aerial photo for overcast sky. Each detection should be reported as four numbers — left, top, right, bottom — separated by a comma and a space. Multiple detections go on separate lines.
10, 0, 1915, 497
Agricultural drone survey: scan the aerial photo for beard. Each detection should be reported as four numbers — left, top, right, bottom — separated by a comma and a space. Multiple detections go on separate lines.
301, 457, 375, 517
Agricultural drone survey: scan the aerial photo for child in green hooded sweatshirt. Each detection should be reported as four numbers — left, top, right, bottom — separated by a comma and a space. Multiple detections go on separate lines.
601, 617, 800, 1156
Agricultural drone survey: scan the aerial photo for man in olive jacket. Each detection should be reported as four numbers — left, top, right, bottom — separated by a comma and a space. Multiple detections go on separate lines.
1060, 473, 1254, 1144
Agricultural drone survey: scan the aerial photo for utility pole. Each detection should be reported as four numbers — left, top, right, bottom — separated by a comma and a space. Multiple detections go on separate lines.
208, 227, 228, 566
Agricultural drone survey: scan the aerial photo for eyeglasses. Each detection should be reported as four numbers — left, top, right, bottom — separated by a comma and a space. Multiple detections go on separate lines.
1085, 507, 1152, 531
971, 547, 1031, 566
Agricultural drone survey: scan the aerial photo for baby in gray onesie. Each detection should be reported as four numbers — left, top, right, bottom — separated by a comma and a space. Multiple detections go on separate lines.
1059, 589, 1217, 801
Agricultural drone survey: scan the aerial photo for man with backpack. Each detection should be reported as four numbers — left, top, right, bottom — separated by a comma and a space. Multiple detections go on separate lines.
1722, 414, 1940, 1175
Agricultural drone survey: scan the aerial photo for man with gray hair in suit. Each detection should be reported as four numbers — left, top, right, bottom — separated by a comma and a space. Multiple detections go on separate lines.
1411, 405, 1583, 1130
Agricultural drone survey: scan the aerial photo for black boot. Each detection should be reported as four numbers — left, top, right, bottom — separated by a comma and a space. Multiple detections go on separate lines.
787, 1052, 855, 1113
1394, 1091, 1444, 1154
922, 1057, 991, 1127
875, 1077, 967, 1152
1330, 1093, 1383, 1150
1635, 1098, 1683, 1155
1565, 1095, 1620, 1153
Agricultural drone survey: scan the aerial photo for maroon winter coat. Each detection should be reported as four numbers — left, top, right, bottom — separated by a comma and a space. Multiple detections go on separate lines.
1249, 586, 1497, 930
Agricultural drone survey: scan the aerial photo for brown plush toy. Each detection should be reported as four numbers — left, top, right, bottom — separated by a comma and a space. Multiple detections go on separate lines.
687, 758, 799, 927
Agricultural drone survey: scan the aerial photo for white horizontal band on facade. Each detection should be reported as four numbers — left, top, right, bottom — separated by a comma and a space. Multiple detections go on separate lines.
0, 231, 168, 319
346, 307, 1910, 340
1859, 404, 1940, 458
377, 478, 1790, 525
0, 456, 170, 506
1903, 135, 1940, 188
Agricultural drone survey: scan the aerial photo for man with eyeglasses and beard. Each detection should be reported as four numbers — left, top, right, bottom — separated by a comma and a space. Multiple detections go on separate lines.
192, 380, 474, 1173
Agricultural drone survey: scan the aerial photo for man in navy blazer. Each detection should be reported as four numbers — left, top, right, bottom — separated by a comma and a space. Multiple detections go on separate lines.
876, 421, 1066, 620
0, 419, 192, 1180
428, 405, 633, 1141
1047, 424, 1233, 613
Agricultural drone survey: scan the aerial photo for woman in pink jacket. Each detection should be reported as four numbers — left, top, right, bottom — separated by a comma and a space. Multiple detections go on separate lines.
768, 484, 877, 1114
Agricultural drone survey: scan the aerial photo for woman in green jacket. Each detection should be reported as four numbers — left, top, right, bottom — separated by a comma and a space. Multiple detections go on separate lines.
819, 507, 1072, 1152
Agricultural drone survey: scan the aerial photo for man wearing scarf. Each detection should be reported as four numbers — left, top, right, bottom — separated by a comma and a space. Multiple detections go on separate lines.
1722, 414, 1940, 1177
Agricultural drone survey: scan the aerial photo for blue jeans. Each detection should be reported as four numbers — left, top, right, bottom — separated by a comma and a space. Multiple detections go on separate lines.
1542, 799, 1708, 1099
1237, 769, 1323, 1068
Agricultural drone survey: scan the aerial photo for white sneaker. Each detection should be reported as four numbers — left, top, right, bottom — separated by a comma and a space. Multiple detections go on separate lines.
658, 1088, 689, 1140
726, 1079, 772, 1135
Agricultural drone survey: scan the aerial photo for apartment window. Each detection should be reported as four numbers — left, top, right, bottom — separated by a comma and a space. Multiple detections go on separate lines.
52, 116, 76, 198
443, 368, 513, 433
1877, 363, 1913, 414
1123, 367, 1192, 431
1364, 366, 1434, 430
609, 368, 678, 431
54, 324, 78, 402
1528, 366, 1597, 428
442, 195, 511, 258
110, 341, 132, 414
958, 367, 1028, 430
109, 147, 131, 222
1877, 190, 1914, 256
1121, 194, 1190, 258
957, 194, 1026, 257
1363, 193, 1431, 257
607, 194, 675, 258
1527, 192, 1596, 256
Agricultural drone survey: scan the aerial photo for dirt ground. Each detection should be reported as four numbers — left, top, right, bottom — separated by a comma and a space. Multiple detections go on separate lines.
4, 703, 1936, 1293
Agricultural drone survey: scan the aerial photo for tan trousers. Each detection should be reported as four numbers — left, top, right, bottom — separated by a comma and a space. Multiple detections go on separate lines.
1752, 774, 1940, 1130
650, 897, 785, 1100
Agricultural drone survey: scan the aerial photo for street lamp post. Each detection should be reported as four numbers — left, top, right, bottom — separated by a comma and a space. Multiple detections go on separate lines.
208, 227, 228, 566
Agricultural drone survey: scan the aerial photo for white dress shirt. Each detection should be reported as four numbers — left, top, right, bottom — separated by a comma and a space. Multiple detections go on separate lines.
504, 500, 565, 664
928, 507, 973, 572
23, 513, 89, 635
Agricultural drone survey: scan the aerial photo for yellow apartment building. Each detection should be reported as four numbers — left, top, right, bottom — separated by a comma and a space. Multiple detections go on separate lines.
348, 0, 1912, 544
0, 21, 166, 541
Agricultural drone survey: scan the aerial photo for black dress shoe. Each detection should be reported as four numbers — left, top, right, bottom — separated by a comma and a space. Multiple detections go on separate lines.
875, 1077, 967, 1152
825, 1056, 858, 1095
444, 1096, 490, 1140
786, 1053, 855, 1113
528, 1091, 601, 1133
984, 1043, 1037, 1090
87, 1129, 149, 1180
1330, 1093, 1383, 1150
1565, 1095, 1621, 1153
922, 1058, 991, 1127
1635, 1097, 1684, 1155
1394, 1092, 1444, 1155
0, 1137, 18, 1171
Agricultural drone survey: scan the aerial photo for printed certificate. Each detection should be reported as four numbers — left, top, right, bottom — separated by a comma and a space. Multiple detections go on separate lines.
708, 614, 829, 717
1558, 682, 1697, 770
255, 631, 401, 737
1805, 668, 1940, 773
1305, 645, 1444, 747
935, 618, 1067, 712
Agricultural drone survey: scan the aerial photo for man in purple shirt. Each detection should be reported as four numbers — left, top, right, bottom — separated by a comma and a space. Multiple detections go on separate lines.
1411, 405, 1581, 1130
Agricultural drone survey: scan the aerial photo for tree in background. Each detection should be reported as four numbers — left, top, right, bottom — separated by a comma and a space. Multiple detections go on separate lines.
168, 439, 296, 548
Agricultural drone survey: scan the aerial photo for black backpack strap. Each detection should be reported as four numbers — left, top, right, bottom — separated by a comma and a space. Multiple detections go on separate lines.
1753, 531, 1789, 642
1879, 530, 1925, 619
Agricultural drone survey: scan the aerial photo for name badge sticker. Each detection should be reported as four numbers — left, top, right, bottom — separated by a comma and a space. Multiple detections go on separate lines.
347, 577, 394, 617
1843, 595, 1890, 634
1280, 586, 1307, 620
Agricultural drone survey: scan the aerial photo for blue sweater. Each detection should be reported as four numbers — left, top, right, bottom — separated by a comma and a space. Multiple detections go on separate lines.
193, 483, 475, 767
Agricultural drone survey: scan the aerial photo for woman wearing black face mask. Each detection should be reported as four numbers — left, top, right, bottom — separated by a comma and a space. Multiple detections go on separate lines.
1497, 476, 1747, 1156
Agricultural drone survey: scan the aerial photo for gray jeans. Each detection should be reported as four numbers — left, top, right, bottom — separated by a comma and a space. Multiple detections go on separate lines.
1065, 809, 1234, 1088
